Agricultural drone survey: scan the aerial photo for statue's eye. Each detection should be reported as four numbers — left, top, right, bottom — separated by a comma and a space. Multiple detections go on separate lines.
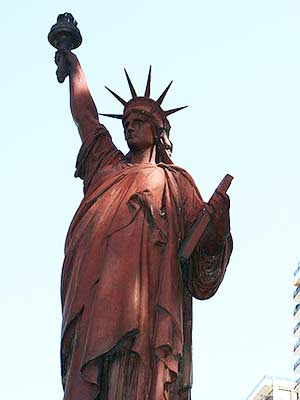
133, 119, 143, 128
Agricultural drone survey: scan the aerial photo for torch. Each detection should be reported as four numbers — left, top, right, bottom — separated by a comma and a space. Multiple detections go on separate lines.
48, 12, 82, 83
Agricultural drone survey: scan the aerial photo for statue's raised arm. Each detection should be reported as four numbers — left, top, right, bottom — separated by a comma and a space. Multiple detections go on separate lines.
56, 50, 99, 142
48, 13, 99, 142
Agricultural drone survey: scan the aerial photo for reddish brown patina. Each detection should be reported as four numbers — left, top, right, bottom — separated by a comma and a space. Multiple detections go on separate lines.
56, 50, 233, 400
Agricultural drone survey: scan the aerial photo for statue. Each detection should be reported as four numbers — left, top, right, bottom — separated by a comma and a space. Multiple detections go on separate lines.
49, 13, 233, 400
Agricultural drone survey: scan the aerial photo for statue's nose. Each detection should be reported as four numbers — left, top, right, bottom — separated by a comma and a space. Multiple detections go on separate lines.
127, 123, 134, 132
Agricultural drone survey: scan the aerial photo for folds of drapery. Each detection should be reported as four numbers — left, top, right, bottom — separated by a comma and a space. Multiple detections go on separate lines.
60, 129, 232, 400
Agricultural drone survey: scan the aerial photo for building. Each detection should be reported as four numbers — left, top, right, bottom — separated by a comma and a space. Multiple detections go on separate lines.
294, 262, 300, 393
247, 376, 298, 400
245, 262, 300, 399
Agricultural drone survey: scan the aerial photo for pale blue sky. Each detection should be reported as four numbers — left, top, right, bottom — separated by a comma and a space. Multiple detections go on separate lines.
1, 1, 300, 399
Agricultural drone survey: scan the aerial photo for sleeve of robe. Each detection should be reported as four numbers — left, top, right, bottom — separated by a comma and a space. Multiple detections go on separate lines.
179, 173, 233, 300
74, 121, 125, 192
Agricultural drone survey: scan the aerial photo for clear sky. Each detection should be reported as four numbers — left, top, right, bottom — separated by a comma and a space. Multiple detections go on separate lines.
1, 1, 300, 399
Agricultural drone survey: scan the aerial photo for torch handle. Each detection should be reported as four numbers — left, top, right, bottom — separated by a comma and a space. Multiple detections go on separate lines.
55, 54, 68, 83
55, 42, 71, 83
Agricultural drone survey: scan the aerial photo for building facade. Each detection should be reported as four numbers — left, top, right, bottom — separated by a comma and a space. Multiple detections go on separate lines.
247, 376, 298, 400
294, 263, 300, 393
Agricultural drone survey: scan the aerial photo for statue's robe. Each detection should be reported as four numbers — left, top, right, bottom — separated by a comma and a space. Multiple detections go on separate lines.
61, 124, 232, 400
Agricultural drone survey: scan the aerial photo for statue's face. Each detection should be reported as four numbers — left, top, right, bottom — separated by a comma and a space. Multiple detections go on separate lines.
123, 112, 155, 152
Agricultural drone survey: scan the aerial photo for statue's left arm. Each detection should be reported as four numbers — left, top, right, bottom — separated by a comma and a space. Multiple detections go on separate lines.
181, 175, 233, 300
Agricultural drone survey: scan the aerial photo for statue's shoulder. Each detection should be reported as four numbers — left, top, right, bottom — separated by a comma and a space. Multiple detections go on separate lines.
158, 163, 198, 190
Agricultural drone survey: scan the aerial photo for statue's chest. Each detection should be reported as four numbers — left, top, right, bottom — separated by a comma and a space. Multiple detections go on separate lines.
125, 166, 166, 209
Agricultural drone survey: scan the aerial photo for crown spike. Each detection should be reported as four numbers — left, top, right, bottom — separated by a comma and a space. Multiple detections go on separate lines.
156, 81, 173, 106
165, 106, 188, 116
144, 66, 152, 97
99, 113, 123, 119
105, 86, 127, 106
124, 69, 137, 98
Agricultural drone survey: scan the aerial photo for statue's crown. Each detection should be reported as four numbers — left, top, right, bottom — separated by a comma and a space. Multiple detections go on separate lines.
100, 67, 187, 133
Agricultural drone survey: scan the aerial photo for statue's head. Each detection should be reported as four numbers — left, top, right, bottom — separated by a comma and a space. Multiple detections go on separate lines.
100, 67, 186, 163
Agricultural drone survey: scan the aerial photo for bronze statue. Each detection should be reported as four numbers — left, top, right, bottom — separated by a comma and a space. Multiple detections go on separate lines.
49, 13, 233, 400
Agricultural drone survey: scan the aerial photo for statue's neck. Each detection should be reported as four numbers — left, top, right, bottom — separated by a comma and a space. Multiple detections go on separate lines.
127, 146, 156, 164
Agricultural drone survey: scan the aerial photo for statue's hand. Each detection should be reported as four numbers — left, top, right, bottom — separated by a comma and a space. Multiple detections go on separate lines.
206, 190, 231, 245
54, 50, 80, 82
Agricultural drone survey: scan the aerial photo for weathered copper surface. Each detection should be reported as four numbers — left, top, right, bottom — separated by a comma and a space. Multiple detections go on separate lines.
49, 15, 233, 400
179, 174, 233, 262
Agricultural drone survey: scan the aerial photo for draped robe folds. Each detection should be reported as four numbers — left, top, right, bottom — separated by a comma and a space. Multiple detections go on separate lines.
60, 123, 233, 400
